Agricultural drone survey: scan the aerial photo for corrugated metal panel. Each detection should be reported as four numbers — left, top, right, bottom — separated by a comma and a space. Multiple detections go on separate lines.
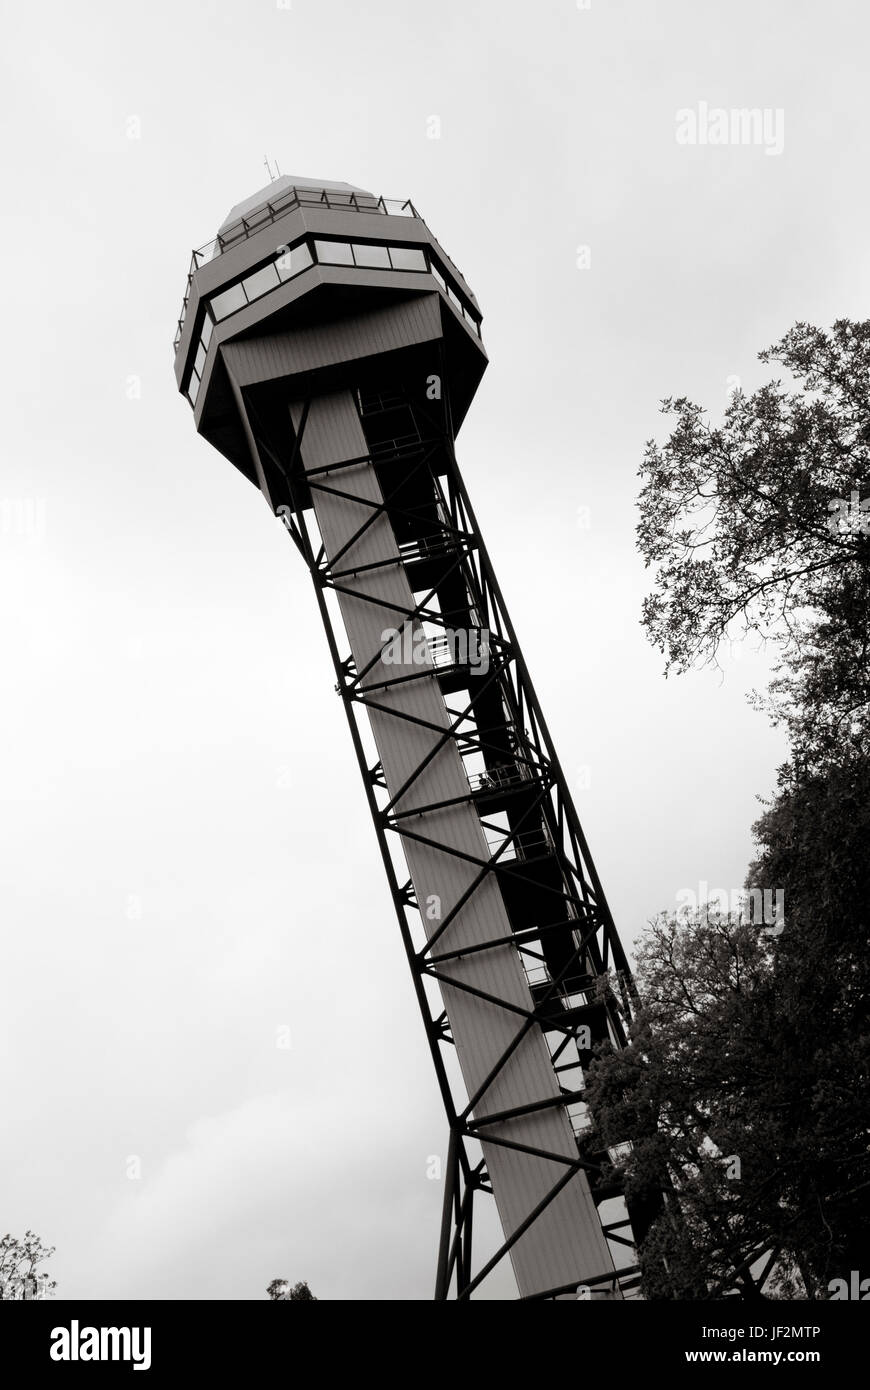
222, 295, 443, 388
293, 390, 616, 1297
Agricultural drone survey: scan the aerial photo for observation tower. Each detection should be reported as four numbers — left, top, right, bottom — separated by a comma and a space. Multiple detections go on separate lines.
173, 174, 647, 1300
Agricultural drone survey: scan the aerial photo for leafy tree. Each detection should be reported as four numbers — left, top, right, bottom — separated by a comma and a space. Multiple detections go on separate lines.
267, 1278, 317, 1301
744, 753, 870, 1285
0, 1230, 57, 1300
638, 319, 870, 764
586, 751, 870, 1298
613, 319, 870, 1295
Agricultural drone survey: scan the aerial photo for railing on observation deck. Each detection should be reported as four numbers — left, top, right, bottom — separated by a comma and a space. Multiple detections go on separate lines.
174, 188, 420, 351
397, 534, 458, 564
467, 764, 531, 795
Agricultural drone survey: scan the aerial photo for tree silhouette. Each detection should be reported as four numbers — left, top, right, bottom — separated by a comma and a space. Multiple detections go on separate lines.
0, 1230, 56, 1300
638, 319, 870, 766
267, 1278, 317, 1301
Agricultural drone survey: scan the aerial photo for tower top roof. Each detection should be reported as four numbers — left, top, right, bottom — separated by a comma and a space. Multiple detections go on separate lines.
219, 175, 374, 233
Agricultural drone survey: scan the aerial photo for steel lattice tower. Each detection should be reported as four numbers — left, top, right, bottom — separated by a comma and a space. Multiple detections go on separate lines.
173, 175, 648, 1300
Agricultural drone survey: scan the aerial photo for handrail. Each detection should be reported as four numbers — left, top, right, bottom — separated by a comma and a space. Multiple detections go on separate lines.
467, 764, 528, 794
174, 188, 421, 350
211, 189, 419, 264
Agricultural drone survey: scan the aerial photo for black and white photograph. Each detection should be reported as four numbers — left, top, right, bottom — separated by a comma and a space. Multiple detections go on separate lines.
1, 0, 867, 1367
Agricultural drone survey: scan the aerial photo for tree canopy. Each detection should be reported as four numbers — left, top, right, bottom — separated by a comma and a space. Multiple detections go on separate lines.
587, 752, 870, 1299
589, 320, 870, 1298
0, 1230, 56, 1300
638, 319, 870, 765
267, 1278, 318, 1301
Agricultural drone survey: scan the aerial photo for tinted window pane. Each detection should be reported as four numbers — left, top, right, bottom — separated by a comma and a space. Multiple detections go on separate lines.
242, 263, 280, 301
430, 265, 446, 291
211, 283, 247, 320
389, 246, 427, 271
314, 239, 353, 266
276, 241, 313, 281
447, 285, 463, 310
201, 315, 214, 349
194, 341, 206, 377
187, 370, 200, 406
352, 243, 391, 268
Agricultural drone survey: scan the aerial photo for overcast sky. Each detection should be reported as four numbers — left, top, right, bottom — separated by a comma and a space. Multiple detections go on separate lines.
2, 0, 868, 1301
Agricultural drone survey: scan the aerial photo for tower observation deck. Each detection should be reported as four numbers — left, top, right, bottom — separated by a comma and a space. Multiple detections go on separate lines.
173, 175, 648, 1300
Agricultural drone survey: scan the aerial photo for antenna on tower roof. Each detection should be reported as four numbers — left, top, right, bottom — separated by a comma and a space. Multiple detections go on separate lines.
263, 156, 281, 182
